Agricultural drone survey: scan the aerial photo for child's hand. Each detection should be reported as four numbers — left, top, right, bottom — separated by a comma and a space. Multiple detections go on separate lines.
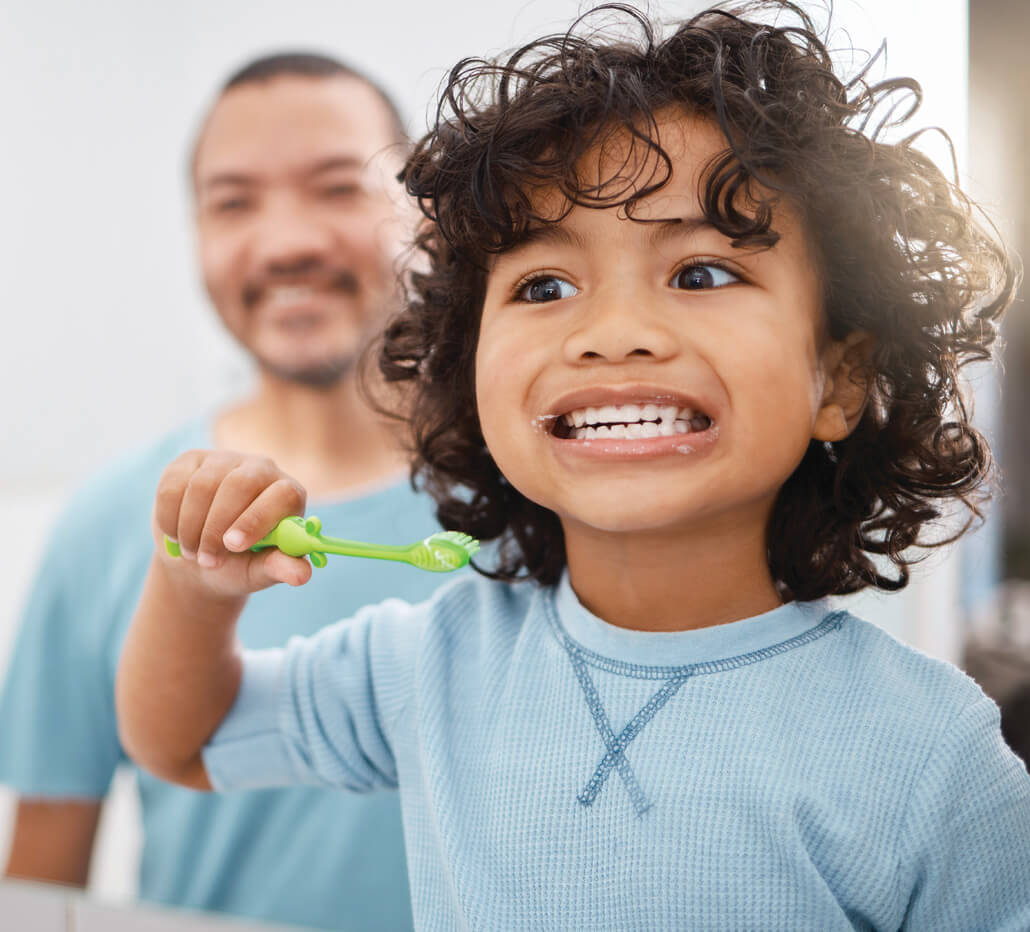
153, 450, 313, 598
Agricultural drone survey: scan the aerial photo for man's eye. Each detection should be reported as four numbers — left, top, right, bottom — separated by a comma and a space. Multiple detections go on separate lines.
518, 276, 578, 302
212, 198, 252, 214
322, 184, 361, 199
670, 264, 740, 290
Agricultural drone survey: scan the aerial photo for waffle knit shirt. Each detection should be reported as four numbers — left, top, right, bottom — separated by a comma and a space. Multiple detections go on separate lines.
205, 573, 1030, 931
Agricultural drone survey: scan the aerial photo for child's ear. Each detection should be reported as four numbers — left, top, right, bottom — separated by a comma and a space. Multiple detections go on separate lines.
812, 331, 876, 442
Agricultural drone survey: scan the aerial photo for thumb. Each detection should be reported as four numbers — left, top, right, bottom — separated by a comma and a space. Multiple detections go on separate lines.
247, 547, 314, 590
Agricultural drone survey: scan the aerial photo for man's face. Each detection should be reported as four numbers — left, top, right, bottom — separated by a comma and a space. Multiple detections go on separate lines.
193, 75, 407, 388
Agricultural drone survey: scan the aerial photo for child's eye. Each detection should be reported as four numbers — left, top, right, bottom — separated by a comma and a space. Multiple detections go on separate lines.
670, 264, 740, 290
517, 276, 579, 303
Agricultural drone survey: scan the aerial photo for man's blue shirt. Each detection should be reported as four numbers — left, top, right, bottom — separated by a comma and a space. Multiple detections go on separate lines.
0, 417, 449, 930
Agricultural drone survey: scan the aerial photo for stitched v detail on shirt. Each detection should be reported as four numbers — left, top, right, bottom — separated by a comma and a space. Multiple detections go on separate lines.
548, 593, 848, 817
565, 641, 690, 817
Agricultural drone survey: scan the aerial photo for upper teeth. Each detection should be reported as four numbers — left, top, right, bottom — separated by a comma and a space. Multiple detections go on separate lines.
561, 403, 704, 439
267, 285, 315, 305
563, 404, 688, 428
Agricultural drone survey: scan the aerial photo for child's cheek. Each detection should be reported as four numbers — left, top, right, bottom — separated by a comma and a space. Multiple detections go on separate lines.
473, 340, 510, 454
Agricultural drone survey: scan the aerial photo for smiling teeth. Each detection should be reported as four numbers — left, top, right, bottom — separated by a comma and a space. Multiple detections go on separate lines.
562, 403, 704, 439
564, 403, 689, 427
267, 285, 316, 305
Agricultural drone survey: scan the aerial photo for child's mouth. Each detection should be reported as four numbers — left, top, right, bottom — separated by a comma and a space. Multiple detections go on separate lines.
550, 403, 713, 440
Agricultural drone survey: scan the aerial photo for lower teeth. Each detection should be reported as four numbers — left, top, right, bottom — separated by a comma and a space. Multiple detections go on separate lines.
572, 420, 695, 439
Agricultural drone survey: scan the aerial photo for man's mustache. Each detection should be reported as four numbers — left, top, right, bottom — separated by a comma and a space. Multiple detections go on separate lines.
242, 267, 361, 309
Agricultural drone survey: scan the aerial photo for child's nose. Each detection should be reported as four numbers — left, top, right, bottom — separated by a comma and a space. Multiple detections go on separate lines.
561, 289, 678, 364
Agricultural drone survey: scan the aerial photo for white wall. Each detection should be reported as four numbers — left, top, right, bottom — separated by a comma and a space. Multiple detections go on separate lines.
0, 0, 971, 908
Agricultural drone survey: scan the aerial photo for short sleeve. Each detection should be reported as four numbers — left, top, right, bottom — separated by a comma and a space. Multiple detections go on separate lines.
204, 597, 425, 794
0, 520, 124, 798
900, 695, 1030, 930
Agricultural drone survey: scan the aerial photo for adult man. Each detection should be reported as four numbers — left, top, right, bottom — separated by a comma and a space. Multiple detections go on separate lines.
0, 54, 440, 930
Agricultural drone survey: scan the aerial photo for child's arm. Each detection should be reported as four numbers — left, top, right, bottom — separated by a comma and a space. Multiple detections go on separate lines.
901, 694, 1030, 928
115, 450, 311, 790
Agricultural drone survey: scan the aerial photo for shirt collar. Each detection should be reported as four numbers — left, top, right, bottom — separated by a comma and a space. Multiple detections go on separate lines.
553, 571, 834, 668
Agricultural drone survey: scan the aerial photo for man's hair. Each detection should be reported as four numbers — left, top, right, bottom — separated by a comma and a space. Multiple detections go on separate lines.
191, 51, 406, 176
376, 1, 1019, 599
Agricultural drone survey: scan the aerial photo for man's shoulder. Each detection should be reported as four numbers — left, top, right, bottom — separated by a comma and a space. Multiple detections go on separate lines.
33, 417, 212, 579
59, 418, 211, 531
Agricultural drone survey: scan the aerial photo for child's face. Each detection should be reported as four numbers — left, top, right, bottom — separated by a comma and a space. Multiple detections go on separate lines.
475, 113, 843, 551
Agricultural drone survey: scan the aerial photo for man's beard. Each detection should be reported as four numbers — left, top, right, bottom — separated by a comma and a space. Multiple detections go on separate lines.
240, 263, 378, 389
256, 350, 358, 390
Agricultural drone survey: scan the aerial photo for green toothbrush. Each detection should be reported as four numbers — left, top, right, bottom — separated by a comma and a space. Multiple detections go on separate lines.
164, 515, 479, 573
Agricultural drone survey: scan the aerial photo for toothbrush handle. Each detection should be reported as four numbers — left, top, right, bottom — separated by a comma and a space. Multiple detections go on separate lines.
164, 532, 413, 567
246, 528, 413, 563
308, 535, 414, 562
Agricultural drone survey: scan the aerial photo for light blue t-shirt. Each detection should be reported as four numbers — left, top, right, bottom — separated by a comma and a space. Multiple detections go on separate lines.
0, 417, 452, 931
206, 573, 1030, 931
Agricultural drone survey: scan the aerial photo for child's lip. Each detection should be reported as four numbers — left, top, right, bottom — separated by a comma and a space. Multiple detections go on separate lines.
543, 384, 715, 422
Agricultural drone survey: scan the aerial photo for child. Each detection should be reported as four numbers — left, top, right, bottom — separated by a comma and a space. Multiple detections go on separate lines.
118, 3, 1030, 928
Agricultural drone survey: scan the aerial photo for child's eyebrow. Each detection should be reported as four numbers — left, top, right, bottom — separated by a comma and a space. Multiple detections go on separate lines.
506, 215, 719, 258
645, 216, 719, 245
508, 223, 587, 255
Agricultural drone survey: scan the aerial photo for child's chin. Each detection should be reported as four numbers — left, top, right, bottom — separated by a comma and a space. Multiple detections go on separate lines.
559, 500, 701, 537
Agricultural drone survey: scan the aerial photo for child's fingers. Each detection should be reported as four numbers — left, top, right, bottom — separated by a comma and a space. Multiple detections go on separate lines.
221, 478, 307, 553
248, 547, 313, 589
154, 450, 208, 550
193, 460, 295, 566
175, 453, 253, 559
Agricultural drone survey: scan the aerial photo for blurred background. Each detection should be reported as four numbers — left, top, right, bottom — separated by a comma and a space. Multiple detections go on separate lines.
0, 0, 1025, 915
971, 0, 1030, 581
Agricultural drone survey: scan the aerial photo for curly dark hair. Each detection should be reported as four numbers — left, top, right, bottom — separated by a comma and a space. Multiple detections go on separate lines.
376, 0, 1018, 599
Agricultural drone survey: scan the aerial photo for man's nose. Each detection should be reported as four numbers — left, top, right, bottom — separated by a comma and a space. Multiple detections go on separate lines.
561, 286, 678, 364
250, 197, 335, 272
